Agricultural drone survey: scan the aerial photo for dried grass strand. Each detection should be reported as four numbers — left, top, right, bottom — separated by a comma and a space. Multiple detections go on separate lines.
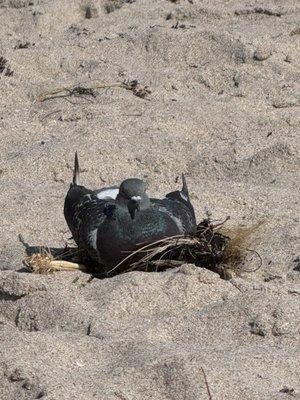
107, 235, 197, 275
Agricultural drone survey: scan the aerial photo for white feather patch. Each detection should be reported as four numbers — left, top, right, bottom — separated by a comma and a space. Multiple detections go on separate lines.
131, 196, 141, 201
96, 188, 119, 200
88, 229, 98, 250
180, 192, 188, 202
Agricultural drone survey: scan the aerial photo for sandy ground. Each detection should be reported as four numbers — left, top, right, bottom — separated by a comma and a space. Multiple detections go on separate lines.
0, 0, 299, 399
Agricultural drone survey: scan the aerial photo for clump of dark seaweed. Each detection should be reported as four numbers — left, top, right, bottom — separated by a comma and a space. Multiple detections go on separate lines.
107, 217, 261, 279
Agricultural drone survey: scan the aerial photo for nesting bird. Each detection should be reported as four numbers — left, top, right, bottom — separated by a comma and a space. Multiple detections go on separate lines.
64, 153, 196, 271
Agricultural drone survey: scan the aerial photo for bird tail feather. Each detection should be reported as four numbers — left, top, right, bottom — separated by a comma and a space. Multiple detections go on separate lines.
181, 173, 189, 197
73, 151, 79, 185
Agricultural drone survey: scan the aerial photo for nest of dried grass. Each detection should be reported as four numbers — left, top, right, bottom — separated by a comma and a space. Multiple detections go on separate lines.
23, 218, 262, 279
107, 218, 262, 279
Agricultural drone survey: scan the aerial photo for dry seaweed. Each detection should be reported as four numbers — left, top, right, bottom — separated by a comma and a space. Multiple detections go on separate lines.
107, 217, 235, 278
0, 56, 13, 76
37, 80, 151, 103
23, 218, 262, 280
106, 217, 263, 279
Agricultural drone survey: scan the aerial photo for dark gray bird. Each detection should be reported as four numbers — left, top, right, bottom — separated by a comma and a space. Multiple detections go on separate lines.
64, 152, 196, 270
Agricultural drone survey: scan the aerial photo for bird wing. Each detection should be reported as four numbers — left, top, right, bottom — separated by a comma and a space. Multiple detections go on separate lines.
150, 197, 196, 235
64, 184, 94, 238
151, 174, 196, 234
65, 190, 110, 261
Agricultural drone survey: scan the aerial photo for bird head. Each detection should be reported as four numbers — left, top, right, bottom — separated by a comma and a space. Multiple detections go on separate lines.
116, 178, 150, 219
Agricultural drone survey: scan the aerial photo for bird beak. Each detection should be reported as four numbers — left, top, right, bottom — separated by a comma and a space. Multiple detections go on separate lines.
131, 196, 141, 202
128, 196, 141, 220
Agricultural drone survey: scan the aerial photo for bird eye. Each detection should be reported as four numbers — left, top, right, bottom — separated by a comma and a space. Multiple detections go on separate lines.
120, 188, 129, 199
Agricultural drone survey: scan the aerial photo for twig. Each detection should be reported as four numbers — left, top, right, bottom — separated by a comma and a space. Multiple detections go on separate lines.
40, 109, 61, 121
201, 367, 213, 400
212, 215, 230, 229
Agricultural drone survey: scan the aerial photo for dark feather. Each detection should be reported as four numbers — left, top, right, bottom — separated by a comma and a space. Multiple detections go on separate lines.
162, 174, 196, 233
181, 173, 188, 196
73, 151, 80, 186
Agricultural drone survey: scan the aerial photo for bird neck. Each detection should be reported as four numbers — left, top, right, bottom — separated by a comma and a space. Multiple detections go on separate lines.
140, 194, 150, 209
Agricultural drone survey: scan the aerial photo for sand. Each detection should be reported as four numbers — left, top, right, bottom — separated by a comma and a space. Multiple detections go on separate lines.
0, 0, 299, 399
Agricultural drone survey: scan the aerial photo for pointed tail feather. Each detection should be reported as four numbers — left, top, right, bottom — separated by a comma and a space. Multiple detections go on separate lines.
73, 151, 79, 185
181, 173, 189, 197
